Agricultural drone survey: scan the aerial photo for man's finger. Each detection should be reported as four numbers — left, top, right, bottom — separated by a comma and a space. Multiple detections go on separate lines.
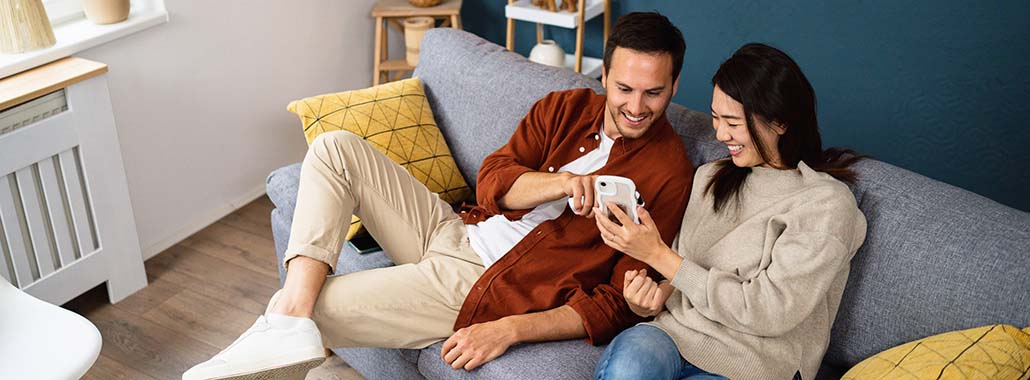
644, 281, 659, 304
623, 270, 639, 292
626, 273, 646, 296
441, 336, 458, 360
571, 183, 583, 214
606, 201, 633, 226
582, 178, 595, 214
451, 351, 473, 370
464, 357, 483, 371
651, 287, 664, 307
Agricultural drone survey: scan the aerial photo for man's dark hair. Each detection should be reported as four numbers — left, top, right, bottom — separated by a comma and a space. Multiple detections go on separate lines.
602, 12, 686, 81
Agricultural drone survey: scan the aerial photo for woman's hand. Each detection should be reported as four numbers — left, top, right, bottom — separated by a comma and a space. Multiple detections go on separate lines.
623, 269, 672, 317
594, 203, 667, 264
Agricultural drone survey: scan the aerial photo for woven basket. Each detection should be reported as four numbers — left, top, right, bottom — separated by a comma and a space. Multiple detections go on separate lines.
408, 0, 441, 7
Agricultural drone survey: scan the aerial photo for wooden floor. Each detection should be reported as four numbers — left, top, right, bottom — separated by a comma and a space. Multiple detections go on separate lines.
65, 196, 362, 380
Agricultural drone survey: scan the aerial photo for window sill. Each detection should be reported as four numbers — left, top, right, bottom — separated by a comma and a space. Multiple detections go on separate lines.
0, 4, 168, 80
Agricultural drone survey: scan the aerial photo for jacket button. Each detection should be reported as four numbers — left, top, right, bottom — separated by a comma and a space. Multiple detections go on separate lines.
594, 134, 600, 141
548, 166, 554, 172
579, 147, 585, 153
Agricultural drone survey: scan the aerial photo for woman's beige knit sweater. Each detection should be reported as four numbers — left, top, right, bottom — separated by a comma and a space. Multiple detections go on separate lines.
646, 160, 867, 380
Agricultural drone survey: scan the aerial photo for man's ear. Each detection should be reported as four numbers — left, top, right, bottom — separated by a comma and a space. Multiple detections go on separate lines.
672, 75, 680, 97
601, 66, 607, 89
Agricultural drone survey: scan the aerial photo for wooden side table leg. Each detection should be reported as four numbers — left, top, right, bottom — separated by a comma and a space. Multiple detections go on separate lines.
373, 16, 383, 85
575, 0, 585, 72
603, 0, 610, 46
506, 0, 515, 50
536, 23, 543, 44
452, 14, 461, 30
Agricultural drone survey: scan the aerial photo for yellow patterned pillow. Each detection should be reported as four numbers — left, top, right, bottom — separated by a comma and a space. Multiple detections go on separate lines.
843, 324, 1030, 380
287, 78, 472, 240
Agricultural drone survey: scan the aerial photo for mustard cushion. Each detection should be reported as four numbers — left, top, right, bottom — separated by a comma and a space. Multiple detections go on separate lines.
287, 78, 472, 240
843, 324, 1030, 380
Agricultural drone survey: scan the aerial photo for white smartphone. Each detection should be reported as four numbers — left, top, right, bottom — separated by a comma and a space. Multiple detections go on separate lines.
594, 175, 639, 225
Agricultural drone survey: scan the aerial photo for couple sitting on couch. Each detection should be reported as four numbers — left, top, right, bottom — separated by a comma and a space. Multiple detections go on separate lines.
184, 11, 866, 380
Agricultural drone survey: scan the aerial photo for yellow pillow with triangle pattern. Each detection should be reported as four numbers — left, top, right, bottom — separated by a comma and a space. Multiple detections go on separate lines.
843, 324, 1030, 380
287, 77, 472, 241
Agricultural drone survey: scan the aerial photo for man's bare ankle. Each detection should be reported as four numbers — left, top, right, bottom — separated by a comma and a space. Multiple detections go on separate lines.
269, 293, 314, 318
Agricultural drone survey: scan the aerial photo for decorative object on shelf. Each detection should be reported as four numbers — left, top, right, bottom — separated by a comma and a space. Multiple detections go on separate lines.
408, 0, 441, 7
505, 0, 610, 78
529, 0, 577, 13
82, 0, 130, 25
528, 39, 565, 68
0, 0, 56, 54
403, 16, 434, 66
530, 0, 556, 12
559, 0, 576, 12
372, 0, 462, 86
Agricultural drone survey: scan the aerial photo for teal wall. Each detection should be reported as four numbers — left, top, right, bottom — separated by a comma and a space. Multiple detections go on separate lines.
461, 1, 1030, 211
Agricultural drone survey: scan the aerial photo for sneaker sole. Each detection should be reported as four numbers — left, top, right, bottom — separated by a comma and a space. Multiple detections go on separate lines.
213, 357, 325, 380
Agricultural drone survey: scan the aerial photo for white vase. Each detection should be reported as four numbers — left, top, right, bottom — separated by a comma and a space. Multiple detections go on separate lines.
82, 0, 129, 25
529, 40, 565, 68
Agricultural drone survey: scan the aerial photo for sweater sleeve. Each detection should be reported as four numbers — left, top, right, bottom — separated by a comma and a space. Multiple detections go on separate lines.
474, 94, 555, 215
670, 189, 866, 337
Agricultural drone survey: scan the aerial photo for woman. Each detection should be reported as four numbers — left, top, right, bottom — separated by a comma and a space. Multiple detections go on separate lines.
592, 43, 867, 380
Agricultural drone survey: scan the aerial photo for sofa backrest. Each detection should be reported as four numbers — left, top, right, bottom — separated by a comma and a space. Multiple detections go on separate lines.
415, 28, 1030, 369
824, 159, 1030, 368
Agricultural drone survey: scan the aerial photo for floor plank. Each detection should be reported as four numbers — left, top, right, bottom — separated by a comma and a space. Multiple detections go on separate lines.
113, 271, 183, 316
142, 288, 256, 348
83, 354, 161, 380
219, 198, 274, 237
178, 233, 280, 279
146, 244, 279, 312
88, 301, 219, 380
69, 196, 364, 379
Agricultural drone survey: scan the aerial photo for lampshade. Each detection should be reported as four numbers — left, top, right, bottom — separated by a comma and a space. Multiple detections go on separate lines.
0, 0, 57, 54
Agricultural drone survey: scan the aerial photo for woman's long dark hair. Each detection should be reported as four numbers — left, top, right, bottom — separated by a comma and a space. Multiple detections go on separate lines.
706, 43, 863, 213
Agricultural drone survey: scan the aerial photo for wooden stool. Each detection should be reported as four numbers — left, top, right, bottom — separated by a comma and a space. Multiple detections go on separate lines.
372, 0, 463, 85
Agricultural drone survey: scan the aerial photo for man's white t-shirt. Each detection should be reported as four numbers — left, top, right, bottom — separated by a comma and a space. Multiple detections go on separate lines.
466, 127, 615, 268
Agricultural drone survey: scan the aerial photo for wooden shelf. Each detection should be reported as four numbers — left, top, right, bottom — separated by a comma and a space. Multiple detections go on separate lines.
505, 0, 604, 29
379, 59, 415, 71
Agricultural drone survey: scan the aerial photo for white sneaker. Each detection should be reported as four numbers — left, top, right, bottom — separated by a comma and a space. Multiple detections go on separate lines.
182, 314, 326, 380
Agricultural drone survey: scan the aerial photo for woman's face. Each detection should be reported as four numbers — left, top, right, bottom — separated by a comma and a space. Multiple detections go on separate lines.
710, 85, 785, 168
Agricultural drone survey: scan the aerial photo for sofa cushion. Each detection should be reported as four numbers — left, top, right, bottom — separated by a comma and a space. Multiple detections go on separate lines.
842, 324, 1030, 380
286, 77, 473, 240
418, 339, 604, 380
824, 159, 1030, 369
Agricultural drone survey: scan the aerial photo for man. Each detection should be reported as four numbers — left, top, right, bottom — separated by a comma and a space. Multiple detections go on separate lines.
184, 11, 692, 380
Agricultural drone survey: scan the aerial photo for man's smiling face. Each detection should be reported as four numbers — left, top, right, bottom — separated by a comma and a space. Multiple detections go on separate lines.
601, 47, 679, 140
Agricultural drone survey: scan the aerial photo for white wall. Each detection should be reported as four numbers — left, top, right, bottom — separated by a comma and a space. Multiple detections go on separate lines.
76, 1, 397, 259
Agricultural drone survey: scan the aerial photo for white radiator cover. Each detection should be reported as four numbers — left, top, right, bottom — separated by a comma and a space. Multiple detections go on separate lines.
0, 74, 146, 305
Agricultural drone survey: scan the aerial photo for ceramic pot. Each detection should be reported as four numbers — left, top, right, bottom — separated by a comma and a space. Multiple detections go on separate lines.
82, 0, 129, 25
0, 0, 56, 53
529, 40, 565, 68
403, 17, 434, 67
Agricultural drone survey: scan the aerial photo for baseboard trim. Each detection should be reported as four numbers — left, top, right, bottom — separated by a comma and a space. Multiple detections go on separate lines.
141, 184, 268, 260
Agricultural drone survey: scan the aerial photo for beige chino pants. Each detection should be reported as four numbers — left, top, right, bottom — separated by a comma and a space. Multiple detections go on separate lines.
283, 131, 484, 349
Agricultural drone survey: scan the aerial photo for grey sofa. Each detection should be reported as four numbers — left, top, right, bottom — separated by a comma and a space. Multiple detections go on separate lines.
266, 29, 1030, 379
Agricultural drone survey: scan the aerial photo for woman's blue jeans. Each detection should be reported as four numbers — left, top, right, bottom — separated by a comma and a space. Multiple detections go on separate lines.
595, 325, 728, 380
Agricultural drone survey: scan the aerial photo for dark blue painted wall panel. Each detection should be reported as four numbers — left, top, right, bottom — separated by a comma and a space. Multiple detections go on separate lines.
461, 1, 1030, 210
